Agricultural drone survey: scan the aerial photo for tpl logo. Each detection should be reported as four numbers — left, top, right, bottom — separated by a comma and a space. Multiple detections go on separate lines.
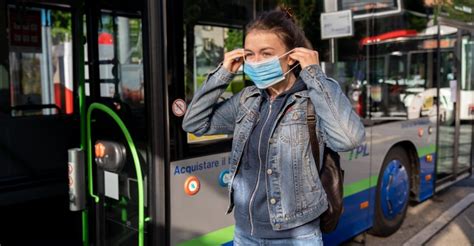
348, 143, 369, 160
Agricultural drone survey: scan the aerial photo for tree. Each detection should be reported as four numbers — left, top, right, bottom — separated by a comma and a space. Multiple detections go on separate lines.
51, 10, 72, 43
441, 0, 474, 23
224, 29, 243, 52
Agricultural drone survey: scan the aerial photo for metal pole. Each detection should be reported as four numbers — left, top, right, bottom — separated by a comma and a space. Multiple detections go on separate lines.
330, 38, 336, 63
434, 19, 441, 188
118, 17, 130, 64
453, 30, 462, 177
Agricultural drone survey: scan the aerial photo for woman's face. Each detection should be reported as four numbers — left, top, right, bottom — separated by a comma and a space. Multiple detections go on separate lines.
244, 30, 294, 73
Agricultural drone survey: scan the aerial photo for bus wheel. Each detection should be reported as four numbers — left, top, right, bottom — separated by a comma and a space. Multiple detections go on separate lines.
370, 146, 411, 237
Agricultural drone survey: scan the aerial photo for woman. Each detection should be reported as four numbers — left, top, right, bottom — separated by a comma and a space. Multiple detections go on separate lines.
182, 8, 365, 245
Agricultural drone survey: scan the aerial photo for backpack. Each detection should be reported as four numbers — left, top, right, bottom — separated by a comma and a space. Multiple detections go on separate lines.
306, 101, 345, 233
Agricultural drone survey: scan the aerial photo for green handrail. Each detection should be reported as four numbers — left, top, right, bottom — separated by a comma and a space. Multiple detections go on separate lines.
75, 3, 89, 244
86, 103, 145, 246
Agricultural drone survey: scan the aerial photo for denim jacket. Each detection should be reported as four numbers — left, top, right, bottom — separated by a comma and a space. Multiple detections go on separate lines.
182, 64, 366, 231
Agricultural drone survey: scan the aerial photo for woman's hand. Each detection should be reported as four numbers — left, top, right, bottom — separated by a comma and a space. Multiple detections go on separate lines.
222, 49, 245, 73
288, 47, 320, 69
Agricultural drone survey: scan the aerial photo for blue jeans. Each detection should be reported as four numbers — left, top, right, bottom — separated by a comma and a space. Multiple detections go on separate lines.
233, 227, 324, 246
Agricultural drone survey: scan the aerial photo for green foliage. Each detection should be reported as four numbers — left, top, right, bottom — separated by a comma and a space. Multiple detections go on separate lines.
277, 0, 324, 52
127, 19, 143, 62
439, 0, 474, 23
408, 16, 429, 32
51, 10, 72, 43
224, 29, 243, 52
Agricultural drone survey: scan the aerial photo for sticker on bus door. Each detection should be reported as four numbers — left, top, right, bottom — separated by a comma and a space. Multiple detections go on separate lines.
172, 99, 187, 117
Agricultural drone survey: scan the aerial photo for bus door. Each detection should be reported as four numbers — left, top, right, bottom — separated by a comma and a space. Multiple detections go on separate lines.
82, 3, 150, 245
2, 1, 83, 243
2, 2, 79, 202
457, 30, 474, 174
436, 23, 474, 188
165, 0, 251, 245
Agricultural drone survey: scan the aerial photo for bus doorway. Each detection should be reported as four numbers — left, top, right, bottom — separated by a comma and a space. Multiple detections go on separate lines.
165, 1, 251, 245
435, 21, 474, 190
84, 0, 252, 244
81, 1, 152, 245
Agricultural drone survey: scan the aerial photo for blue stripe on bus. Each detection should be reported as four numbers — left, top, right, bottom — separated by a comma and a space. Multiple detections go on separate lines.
322, 187, 376, 245
221, 187, 376, 246
222, 154, 437, 246
419, 153, 435, 202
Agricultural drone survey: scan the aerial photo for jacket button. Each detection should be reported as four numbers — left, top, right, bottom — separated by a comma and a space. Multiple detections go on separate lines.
275, 224, 281, 229
270, 198, 276, 204
266, 169, 273, 175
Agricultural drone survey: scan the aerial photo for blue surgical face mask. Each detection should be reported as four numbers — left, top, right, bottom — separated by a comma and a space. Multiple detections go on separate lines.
243, 50, 299, 89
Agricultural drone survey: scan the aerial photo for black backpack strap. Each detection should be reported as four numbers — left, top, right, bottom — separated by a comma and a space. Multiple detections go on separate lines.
307, 100, 321, 171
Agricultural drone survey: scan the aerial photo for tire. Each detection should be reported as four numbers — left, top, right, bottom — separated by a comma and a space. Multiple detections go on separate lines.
370, 146, 411, 237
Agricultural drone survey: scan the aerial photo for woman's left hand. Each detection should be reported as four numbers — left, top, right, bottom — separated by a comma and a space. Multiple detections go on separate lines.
288, 47, 320, 69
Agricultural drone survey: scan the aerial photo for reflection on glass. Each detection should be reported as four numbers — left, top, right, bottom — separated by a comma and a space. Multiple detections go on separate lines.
338, 0, 399, 14
91, 14, 147, 246
8, 7, 73, 116
192, 25, 244, 99
97, 15, 144, 108
437, 35, 458, 179
364, 33, 442, 121
457, 35, 474, 172
185, 24, 244, 143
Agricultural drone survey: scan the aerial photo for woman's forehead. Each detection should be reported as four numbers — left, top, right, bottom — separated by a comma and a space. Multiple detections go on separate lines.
244, 30, 286, 52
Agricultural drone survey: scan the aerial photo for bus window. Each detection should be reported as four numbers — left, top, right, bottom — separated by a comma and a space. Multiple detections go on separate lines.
365, 33, 442, 121
96, 14, 144, 107
408, 52, 431, 88
7, 6, 73, 116
338, 0, 400, 18
188, 25, 244, 98
168, 1, 253, 150
0, 65, 7, 115
185, 25, 245, 143
457, 35, 474, 173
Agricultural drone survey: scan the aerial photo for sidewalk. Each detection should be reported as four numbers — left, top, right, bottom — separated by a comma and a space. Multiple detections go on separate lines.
424, 175, 474, 246
426, 203, 474, 245
403, 192, 474, 246
352, 171, 474, 246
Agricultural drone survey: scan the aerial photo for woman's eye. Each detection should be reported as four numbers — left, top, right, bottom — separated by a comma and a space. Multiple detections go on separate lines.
263, 53, 272, 57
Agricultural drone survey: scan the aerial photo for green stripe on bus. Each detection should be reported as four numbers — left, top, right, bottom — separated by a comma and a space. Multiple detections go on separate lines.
417, 144, 436, 157
343, 175, 378, 197
177, 225, 235, 246
178, 177, 379, 245
176, 144, 438, 245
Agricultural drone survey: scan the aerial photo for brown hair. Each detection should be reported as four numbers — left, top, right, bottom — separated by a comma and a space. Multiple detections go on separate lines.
246, 7, 312, 75
246, 7, 311, 50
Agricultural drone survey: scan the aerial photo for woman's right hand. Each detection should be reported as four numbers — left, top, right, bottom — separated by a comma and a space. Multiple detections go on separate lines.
222, 49, 245, 73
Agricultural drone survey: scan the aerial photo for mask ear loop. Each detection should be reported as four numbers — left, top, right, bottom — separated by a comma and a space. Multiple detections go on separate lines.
278, 48, 296, 59
283, 62, 300, 76
280, 48, 299, 76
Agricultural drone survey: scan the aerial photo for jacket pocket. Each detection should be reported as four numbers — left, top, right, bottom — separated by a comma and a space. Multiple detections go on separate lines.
300, 144, 322, 209
277, 110, 309, 146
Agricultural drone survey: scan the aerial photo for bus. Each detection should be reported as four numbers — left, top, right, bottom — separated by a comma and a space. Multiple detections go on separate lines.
0, 0, 472, 245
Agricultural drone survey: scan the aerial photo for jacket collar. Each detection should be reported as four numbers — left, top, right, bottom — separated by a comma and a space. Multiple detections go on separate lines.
242, 81, 309, 101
